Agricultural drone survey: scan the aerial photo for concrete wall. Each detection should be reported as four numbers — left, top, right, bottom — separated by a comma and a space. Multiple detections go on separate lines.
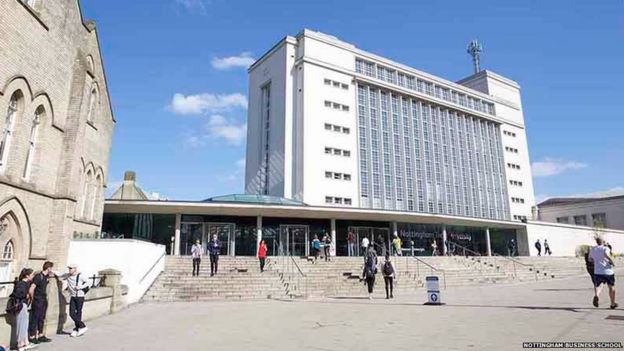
524, 221, 624, 256
67, 239, 165, 303
538, 198, 624, 231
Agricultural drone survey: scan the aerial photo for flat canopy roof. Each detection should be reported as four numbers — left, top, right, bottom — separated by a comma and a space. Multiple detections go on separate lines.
104, 200, 525, 230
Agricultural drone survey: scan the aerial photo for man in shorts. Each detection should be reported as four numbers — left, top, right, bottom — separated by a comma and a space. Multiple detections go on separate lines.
588, 236, 617, 309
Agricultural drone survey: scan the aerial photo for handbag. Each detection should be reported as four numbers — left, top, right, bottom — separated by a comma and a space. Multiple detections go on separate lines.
77, 274, 90, 294
5, 294, 23, 315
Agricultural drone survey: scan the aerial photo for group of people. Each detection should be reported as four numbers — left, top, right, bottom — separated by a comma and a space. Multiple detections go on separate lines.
357, 234, 403, 258
7, 261, 91, 351
534, 239, 552, 256
190, 234, 223, 277
361, 245, 397, 300
585, 236, 617, 309
311, 234, 332, 262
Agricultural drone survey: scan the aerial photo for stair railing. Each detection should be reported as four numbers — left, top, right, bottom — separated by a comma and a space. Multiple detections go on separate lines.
411, 257, 447, 290
289, 255, 307, 299
492, 253, 538, 281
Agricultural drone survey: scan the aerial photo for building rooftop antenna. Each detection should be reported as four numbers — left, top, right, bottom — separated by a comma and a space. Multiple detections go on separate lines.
467, 40, 483, 74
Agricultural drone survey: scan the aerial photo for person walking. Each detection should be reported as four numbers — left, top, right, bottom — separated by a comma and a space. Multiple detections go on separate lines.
311, 235, 321, 262
535, 239, 542, 256
544, 239, 552, 256
376, 235, 387, 257
208, 234, 221, 276
508, 239, 516, 257
588, 236, 618, 309
28, 261, 54, 345
392, 234, 402, 256
323, 234, 332, 262
258, 240, 268, 272
11, 268, 35, 351
191, 239, 202, 276
584, 247, 596, 289
363, 245, 378, 300
431, 239, 438, 256
64, 264, 90, 337
361, 236, 370, 258
382, 254, 396, 299
347, 231, 355, 257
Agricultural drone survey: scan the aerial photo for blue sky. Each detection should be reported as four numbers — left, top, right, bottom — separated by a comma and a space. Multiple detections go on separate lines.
80, 0, 624, 202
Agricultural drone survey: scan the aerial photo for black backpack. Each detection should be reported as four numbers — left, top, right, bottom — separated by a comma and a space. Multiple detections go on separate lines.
383, 261, 395, 276
5, 293, 22, 315
77, 274, 90, 294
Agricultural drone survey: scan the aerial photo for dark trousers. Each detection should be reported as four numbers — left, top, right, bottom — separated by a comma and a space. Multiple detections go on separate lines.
536, 248, 541, 256
324, 246, 330, 261
192, 258, 201, 276
259, 257, 266, 272
384, 277, 394, 298
28, 298, 47, 336
366, 276, 375, 294
69, 297, 86, 331
210, 254, 219, 275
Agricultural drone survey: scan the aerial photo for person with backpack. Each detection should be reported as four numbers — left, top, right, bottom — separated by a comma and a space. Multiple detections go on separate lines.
535, 239, 542, 256
28, 261, 54, 345
544, 239, 552, 256
382, 255, 396, 299
363, 245, 378, 300
258, 240, 268, 272
191, 239, 203, 276
9, 268, 35, 351
64, 264, 91, 337
323, 234, 332, 262
311, 235, 321, 262
208, 234, 221, 276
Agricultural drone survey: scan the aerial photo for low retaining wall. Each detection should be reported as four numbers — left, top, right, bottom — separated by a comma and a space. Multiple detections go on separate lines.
523, 221, 624, 256
67, 239, 166, 303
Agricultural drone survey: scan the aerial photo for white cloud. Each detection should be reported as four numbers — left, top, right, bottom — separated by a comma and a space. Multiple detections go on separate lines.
227, 158, 246, 181
570, 187, 624, 199
206, 115, 247, 145
174, 0, 208, 13
211, 52, 256, 70
531, 158, 587, 177
170, 93, 247, 115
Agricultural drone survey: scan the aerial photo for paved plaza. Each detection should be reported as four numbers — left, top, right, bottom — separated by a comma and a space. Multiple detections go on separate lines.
38, 272, 623, 351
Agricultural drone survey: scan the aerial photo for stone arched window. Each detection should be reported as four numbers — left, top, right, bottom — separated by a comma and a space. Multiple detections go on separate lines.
0, 92, 22, 170
86, 84, 99, 124
23, 105, 43, 180
82, 169, 94, 219
91, 173, 103, 220
2, 240, 13, 260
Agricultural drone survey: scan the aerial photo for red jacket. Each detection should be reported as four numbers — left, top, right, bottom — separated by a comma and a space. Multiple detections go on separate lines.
258, 244, 267, 258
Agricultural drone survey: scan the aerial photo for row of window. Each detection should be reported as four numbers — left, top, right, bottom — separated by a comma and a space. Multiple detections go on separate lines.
324, 123, 350, 134
355, 58, 496, 116
511, 197, 525, 204
324, 100, 350, 112
324, 171, 352, 181
324, 147, 351, 157
556, 213, 606, 227
505, 146, 519, 153
507, 163, 521, 170
325, 196, 353, 205
324, 78, 349, 90
513, 215, 527, 221
503, 130, 517, 137
509, 180, 523, 187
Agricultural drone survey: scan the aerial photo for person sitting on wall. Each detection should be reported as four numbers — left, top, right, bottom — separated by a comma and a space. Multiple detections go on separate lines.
208, 234, 221, 276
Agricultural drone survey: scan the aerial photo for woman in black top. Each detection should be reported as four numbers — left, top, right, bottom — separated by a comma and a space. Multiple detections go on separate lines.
13, 268, 34, 350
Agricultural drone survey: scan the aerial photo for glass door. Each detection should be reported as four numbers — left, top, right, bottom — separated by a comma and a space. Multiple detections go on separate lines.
205, 223, 235, 256
181, 222, 203, 256
279, 225, 309, 256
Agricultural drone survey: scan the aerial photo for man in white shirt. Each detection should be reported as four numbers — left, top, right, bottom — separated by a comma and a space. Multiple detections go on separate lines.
588, 237, 617, 309
191, 239, 203, 276
361, 236, 369, 259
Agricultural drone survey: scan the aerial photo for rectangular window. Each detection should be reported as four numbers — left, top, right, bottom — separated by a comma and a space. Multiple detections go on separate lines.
332, 81, 340, 87
325, 196, 333, 204
324, 101, 331, 107
342, 127, 350, 134
333, 149, 342, 156
324, 79, 331, 85
574, 215, 587, 226
343, 150, 351, 157
342, 105, 350, 112
325, 147, 332, 154
343, 174, 352, 181
324, 123, 332, 130
556, 216, 569, 224
334, 173, 342, 180
333, 102, 340, 109
344, 198, 352, 205
341, 83, 349, 90
325, 171, 332, 178
334, 197, 343, 204
333, 125, 341, 132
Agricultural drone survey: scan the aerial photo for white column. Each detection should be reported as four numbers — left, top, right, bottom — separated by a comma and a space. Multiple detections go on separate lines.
442, 224, 447, 256
256, 215, 262, 255
174, 213, 181, 256
486, 227, 492, 257
330, 218, 336, 256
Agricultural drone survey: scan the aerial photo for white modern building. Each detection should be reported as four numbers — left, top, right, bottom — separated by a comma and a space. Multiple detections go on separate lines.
245, 29, 535, 223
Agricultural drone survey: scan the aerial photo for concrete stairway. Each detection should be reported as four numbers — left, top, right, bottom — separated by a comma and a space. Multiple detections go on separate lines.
142, 256, 289, 302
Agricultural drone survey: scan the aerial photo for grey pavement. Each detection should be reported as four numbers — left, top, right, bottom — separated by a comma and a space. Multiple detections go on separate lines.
36, 272, 624, 351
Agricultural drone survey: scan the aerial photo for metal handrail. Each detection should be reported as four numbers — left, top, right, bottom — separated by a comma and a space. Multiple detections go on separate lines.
448, 240, 482, 257
411, 257, 447, 289
139, 251, 166, 284
492, 253, 538, 281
